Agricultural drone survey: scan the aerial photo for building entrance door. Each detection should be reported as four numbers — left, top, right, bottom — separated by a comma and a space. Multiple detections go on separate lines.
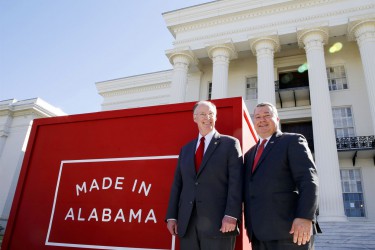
281, 121, 314, 152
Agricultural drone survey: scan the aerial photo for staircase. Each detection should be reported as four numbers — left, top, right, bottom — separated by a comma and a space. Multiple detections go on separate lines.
315, 221, 375, 250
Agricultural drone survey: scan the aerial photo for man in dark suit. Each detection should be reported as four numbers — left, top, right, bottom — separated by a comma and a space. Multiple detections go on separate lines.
166, 100, 243, 250
243, 102, 319, 250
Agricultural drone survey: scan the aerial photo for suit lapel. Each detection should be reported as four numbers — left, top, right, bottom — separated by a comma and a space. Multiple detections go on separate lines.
252, 131, 283, 174
197, 132, 220, 176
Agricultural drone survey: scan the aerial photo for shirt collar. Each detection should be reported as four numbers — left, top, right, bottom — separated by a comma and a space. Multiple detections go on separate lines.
259, 135, 272, 146
198, 129, 216, 143
198, 129, 216, 142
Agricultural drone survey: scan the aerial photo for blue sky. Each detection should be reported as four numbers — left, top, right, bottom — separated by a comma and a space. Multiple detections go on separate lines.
0, 0, 210, 114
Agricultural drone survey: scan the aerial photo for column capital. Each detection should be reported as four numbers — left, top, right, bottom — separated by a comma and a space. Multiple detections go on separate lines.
347, 19, 375, 42
249, 35, 280, 56
166, 47, 198, 66
206, 40, 238, 60
297, 27, 329, 48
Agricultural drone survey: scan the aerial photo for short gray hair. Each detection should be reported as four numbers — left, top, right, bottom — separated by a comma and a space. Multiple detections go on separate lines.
193, 101, 217, 115
255, 102, 279, 117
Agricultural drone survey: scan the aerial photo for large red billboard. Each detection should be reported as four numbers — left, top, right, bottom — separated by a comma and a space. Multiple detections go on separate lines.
2, 97, 257, 250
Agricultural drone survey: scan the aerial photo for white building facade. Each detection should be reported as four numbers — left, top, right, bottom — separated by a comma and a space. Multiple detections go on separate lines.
0, 98, 65, 232
97, 0, 375, 223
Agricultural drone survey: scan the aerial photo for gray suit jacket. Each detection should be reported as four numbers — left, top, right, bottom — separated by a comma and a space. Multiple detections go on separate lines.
243, 131, 319, 241
166, 131, 243, 238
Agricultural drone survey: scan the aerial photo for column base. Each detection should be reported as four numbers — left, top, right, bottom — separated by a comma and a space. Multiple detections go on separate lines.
317, 215, 348, 222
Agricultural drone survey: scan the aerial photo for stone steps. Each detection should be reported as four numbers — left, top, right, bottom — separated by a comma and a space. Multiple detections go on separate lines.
315, 221, 375, 250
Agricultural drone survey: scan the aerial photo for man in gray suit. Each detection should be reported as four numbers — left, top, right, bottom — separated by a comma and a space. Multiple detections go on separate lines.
243, 102, 319, 250
166, 100, 243, 250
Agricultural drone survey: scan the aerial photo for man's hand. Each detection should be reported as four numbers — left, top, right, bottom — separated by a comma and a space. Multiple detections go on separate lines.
289, 218, 312, 245
167, 220, 178, 235
219, 215, 237, 233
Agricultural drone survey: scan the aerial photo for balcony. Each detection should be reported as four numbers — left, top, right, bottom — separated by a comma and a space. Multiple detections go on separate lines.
275, 81, 311, 108
336, 136, 375, 151
336, 136, 375, 166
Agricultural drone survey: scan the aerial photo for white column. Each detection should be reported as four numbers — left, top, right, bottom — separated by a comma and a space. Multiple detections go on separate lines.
167, 50, 196, 103
348, 19, 375, 135
207, 42, 237, 99
298, 28, 347, 222
250, 36, 280, 105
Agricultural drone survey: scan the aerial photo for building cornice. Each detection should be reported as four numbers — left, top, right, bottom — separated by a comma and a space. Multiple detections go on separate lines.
165, 0, 304, 33
0, 98, 66, 118
171, 0, 367, 33
11, 110, 45, 118
169, 1, 374, 46
0, 110, 13, 117
13, 99, 65, 117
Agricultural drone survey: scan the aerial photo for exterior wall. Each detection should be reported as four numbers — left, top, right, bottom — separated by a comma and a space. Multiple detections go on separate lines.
96, 0, 375, 222
326, 39, 372, 136
229, 56, 257, 100
96, 70, 173, 110
0, 114, 31, 224
0, 99, 65, 233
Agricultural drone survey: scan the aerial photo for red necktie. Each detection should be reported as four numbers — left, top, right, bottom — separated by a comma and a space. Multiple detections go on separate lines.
252, 139, 267, 173
195, 137, 205, 173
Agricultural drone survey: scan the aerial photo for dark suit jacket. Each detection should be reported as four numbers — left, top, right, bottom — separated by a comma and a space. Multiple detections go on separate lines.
166, 131, 243, 238
243, 131, 319, 242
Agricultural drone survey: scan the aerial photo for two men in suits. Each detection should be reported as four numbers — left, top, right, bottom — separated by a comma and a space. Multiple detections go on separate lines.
166, 100, 243, 250
243, 102, 319, 250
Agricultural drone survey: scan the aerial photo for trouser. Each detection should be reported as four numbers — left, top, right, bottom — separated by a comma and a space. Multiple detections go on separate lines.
179, 206, 236, 250
251, 232, 314, 250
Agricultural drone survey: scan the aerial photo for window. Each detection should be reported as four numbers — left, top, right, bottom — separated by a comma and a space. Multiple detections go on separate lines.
246, 77, 257, 100
340, 169, 366, 217
208, 82, 212, 100
332, 107, 355, 138
327, 65, 348, 91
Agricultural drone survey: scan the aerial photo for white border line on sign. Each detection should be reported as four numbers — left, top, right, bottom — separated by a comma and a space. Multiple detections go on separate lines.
45, 155, 178, 250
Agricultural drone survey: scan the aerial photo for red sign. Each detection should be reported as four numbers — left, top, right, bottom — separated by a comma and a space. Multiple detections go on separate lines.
2, 97, 256, 250
46, 156, 177, 249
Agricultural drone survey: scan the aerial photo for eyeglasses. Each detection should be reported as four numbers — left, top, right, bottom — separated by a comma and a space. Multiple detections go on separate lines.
254, 114, 273, 121
195, 112, 215, 118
